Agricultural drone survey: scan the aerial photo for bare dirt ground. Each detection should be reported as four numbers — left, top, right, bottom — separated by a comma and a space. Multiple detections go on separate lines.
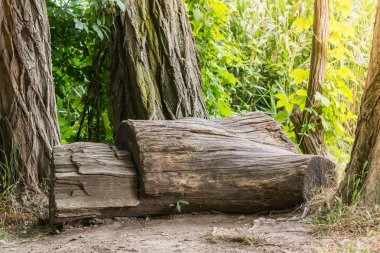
1, 213, 379, 253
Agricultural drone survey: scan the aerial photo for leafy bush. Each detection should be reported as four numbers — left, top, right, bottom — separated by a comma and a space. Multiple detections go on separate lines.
185, 0, 376, 171
49, 0, 377, 172
48, 0, 118, 143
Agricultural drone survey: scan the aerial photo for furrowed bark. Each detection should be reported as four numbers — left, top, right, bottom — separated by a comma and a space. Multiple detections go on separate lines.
339, 0, 380, 205
0, 0, 60, 186
110, 0, 209, 136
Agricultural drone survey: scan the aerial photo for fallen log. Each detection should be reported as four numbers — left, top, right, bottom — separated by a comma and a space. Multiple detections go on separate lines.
50, 112, 335, 224
116, 112, 334, 214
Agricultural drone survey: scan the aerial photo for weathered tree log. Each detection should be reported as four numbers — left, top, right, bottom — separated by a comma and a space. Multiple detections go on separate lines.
116, 112, 335, 214
50, 142, 139, 225
51, 113, 335, 224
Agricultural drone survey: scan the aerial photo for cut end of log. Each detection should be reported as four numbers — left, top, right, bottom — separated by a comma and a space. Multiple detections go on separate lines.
303, 155, 336, 200
50, 142, 139, 225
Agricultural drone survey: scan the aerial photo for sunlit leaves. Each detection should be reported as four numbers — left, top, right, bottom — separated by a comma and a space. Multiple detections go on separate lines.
315, 92, 331, 107
49, 0, 374, 167
193, 8, 203, 23
218, 99, 234, 117
335, 0, 352, 18
186, 0, 247, 117
270, 0, 374, 164
275, 88, 308, 114
187, 0, 319, 117
92, 24, 104, 40
74, 18, 85, 30
210, 0, 229, 23
275, 93, 292, 111
296, 89, 307, 97
292, 17, 313, 32
338, 66, 356, 81
290, 69, 310, 84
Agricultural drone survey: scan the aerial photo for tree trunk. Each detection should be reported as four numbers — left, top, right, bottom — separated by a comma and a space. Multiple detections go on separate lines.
291, 0, 328, 156
0, 0, 60, 187
110, 0, 209, 136
339, 0, 380, 205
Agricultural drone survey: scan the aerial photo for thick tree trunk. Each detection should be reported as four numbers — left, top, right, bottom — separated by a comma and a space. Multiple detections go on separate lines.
339, 1, 380, 205
291, 0, 328, 156
50, 113, 334, 224
0, 0, 60, 186
110, 0, 209, 136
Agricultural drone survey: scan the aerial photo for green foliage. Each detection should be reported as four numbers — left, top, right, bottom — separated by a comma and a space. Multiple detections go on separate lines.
273, 0, 375, 168
0, 144, 20, 194
0, 228, 8, 240
48, 0, 118, 143
169, 192, 190, 213
49, 0, 376, 172
185, 0, 376, 170
313, 204, 380, 237
185, 0, 314, 118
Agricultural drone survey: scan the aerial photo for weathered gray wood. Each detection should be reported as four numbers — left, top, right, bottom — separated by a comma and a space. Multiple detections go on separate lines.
50, 142, 139, 225
116, 112, 335, 214
51, 113, 335, 224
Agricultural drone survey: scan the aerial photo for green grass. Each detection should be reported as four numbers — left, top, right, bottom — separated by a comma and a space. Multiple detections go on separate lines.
312, 203, 380, 236
0, 227, 8, 240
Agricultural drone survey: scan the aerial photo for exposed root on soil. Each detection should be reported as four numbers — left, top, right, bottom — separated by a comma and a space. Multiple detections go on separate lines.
205, 227, 267, 246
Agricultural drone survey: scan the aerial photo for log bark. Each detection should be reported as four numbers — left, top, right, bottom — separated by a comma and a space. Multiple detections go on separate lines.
116, 112, 335, 214
51, 113, 335, 224
291, 0, 328, 156
0, 0, 60, 186
110, 0, 209, 136
339, 0, 380, 205
50, 142, 139, 225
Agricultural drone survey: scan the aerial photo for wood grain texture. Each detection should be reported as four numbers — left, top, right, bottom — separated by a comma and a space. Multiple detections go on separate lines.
50, 142, 139, 224
116, 112, 335, 213
51, 113, 334, 224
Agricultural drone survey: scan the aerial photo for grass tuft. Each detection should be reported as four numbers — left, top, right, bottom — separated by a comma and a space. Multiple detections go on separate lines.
312, 205, 380, 237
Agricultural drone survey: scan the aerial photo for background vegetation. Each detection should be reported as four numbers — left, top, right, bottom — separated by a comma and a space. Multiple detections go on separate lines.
47, 0, 119, 144
186, 0, 376, 176
0, 0, 379, 240
47, 0, 376, 174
